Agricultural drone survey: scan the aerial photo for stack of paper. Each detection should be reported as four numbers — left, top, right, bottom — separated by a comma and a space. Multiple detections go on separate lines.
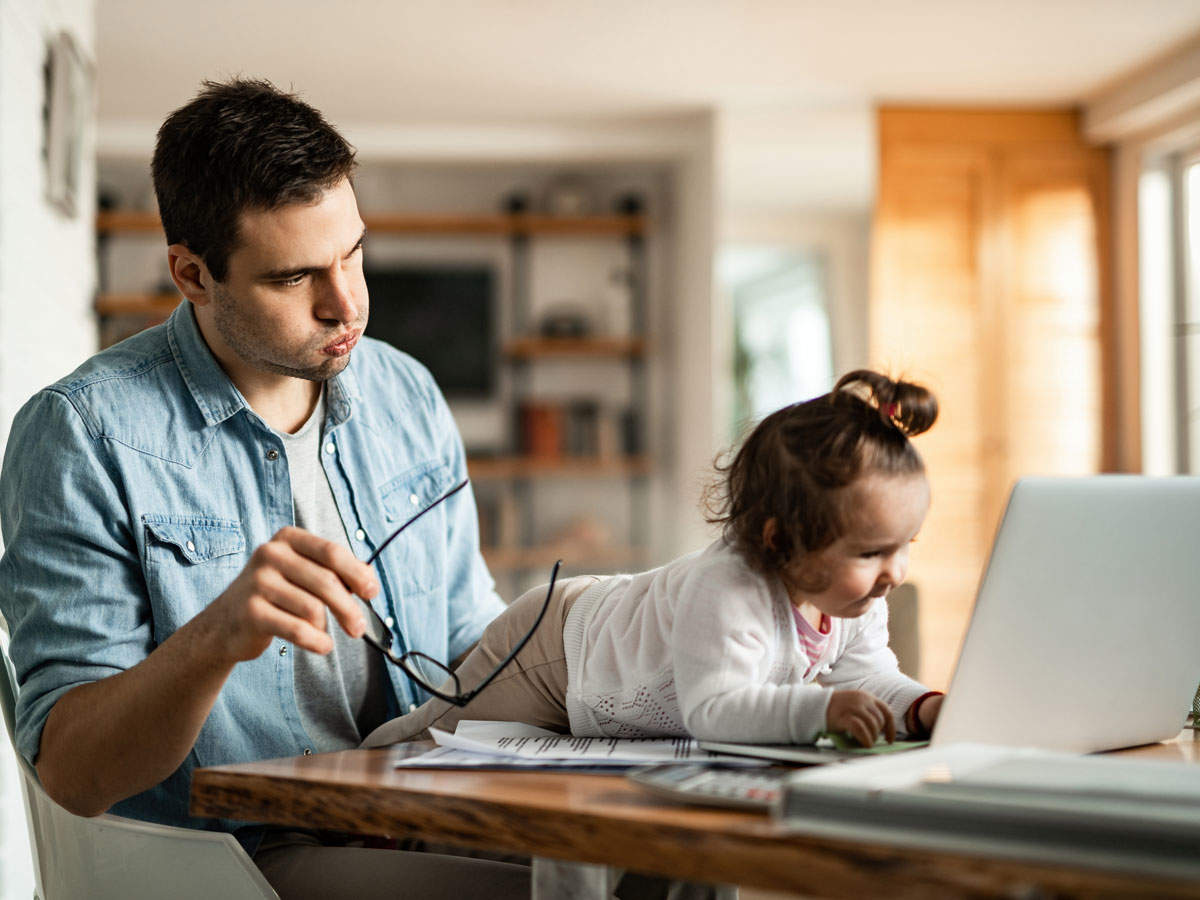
392, 721, 765, 769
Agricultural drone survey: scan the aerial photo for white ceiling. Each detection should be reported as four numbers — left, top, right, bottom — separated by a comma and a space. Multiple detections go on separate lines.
96, 0, 1200, 211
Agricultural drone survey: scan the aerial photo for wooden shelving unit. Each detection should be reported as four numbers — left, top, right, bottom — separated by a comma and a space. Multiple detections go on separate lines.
94, 293, 178, 316
95, 210, 165, 234
482, 545, 648, 572
503, 336, 646, 359
467, 455, 650, 481
88, 300, 652, 362
95, 203, 654, 584
97, 211, 645, 237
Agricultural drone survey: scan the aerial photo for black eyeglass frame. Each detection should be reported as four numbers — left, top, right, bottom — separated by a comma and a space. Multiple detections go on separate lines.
358, 477, 562, 707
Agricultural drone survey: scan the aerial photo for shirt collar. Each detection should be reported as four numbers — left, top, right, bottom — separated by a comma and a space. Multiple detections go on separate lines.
167, 301, 249, 427
166, 300, 361, 429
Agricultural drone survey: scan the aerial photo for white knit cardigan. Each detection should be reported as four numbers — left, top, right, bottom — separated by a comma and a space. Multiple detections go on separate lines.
563, 540, 930, 743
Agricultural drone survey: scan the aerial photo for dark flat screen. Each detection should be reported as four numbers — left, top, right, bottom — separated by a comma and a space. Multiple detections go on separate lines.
364, 266, 495, 398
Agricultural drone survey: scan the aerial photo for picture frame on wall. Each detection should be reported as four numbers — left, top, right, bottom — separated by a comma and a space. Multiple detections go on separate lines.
43, 31, 90, 218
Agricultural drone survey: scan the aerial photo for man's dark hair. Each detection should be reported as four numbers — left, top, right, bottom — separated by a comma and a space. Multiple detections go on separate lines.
151, 78, 357, 282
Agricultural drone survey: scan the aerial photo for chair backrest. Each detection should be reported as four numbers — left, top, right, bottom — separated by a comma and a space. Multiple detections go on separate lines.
0, 628, 277, 900
1, 624, 51, 897
1, 628, 38, 782
886, 582, 920, 678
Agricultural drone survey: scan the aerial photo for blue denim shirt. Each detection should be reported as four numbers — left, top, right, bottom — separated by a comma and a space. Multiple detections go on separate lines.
0, 301, 503, 839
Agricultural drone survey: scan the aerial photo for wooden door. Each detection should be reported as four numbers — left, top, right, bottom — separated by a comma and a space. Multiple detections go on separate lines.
872, 109, 1111, 687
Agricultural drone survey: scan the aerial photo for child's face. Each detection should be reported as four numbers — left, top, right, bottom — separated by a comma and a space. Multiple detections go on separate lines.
786, 472, 930, 618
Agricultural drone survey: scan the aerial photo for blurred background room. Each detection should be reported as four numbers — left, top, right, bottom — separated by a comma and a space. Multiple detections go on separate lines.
4, 2, 1200, 895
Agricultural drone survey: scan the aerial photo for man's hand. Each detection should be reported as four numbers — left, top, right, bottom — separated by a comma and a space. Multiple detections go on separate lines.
825, 689, 896, 748
198, 526, 378, 664
35, 526, 380, 816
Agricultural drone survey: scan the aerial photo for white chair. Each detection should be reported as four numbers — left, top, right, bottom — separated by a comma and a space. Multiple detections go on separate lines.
0, 629, 277, 899
886, 582, 920, 677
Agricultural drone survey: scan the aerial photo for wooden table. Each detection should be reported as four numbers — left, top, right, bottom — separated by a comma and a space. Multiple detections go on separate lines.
191, 730, 1200, 899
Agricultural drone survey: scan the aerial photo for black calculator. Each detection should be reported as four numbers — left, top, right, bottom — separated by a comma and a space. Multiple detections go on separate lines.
626, 764, 790, 812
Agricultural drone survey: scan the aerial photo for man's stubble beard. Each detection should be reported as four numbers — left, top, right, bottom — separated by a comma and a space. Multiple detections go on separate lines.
210, 284, 366, 383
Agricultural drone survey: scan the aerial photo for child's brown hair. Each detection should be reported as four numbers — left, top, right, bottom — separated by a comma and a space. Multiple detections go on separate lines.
704, 370, 938, 584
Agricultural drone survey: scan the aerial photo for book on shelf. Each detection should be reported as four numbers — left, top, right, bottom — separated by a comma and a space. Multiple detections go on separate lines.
519, 401, 564, 458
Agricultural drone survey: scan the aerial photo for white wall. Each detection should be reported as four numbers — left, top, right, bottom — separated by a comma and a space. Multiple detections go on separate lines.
0, 2, 97, 896
718, 104, 875, 214
716, 100, 874, 380
0, 0, 97, 441
662, 115, 721, 558
715, 103, 874, 446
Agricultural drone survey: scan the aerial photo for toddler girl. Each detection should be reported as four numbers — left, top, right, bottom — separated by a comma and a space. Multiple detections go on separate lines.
362, 370, 945, 749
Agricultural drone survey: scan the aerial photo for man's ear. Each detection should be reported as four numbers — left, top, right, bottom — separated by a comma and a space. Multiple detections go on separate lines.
167, 244, 214, 307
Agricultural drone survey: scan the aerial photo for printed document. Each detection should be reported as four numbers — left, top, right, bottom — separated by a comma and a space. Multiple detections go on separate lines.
392, 721, 763, 768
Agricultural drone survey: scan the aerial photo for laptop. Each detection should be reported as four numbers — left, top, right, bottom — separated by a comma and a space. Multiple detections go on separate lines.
701, 476, 1200, 762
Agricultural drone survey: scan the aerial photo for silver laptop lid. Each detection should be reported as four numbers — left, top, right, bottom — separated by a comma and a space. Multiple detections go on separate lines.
932, 476, 1200, 753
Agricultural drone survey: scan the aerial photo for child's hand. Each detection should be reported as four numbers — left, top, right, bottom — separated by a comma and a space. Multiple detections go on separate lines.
826, 689, 896, 748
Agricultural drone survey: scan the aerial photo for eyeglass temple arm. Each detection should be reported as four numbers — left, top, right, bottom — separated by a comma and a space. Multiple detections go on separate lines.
365, 479, 469, 567
457, 559, 562, 704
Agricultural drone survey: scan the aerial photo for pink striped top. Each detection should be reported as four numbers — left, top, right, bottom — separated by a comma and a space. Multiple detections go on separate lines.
792, 606, 832, 679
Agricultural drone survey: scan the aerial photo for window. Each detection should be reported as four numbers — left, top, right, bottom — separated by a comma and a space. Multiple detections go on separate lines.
719, 247, 832, 435
1140, 150, 1200, 474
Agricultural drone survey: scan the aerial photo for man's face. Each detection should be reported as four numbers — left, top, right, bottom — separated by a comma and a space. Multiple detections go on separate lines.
202, 177, 369, 385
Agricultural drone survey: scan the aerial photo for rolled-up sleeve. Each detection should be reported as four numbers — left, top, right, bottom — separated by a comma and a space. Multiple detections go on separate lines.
0, 389, 152, 766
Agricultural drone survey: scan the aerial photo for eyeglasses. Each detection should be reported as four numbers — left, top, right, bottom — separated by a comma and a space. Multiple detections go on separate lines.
358, 478, 561, 707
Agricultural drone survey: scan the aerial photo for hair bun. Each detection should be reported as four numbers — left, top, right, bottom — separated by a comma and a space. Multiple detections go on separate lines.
832, 369, 938, 438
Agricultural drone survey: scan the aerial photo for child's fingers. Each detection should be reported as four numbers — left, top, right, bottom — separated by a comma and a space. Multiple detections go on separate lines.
848, 716, 874, 748
877, 698, 897, 743
853, 709, 884, 747
860, 699, 887, 740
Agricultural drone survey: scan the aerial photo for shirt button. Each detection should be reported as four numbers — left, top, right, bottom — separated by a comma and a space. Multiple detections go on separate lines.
266, 448, 279, 461
408, 703, 418, 712
185, 540, 195, 552
354, 528, 366, 541
303, 748, 313, 756
324, 442, 336, 455
384, 616, 394, 628
409, 494, 420, 506
279, 645, 288, 657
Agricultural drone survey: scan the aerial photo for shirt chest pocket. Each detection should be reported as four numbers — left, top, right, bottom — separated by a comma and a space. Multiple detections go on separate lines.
142, 516, 246, 637
378, 460, 454, 597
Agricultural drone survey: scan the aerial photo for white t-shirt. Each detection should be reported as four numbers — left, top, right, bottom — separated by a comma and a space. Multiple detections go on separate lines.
276, 389, 388, 751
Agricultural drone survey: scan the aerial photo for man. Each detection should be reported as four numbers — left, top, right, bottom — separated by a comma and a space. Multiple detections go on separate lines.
0, 79, 526, 898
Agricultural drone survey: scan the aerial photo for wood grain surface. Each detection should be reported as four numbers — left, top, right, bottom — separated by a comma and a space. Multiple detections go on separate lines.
191, 731, 1200, 898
